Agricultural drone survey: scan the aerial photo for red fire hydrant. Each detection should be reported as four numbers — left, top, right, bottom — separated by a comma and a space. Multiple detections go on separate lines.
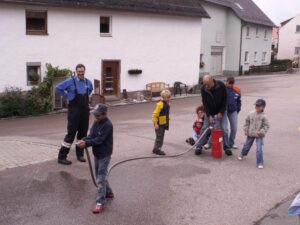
211, 128, 223, 159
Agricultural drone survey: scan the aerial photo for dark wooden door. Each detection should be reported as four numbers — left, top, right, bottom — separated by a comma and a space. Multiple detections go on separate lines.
102, 61, 119, 96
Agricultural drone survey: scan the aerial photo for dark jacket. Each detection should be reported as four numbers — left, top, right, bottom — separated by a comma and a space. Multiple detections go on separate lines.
83, 118, 113, 159
201, 79, 227, 117
227, 87, 241, 113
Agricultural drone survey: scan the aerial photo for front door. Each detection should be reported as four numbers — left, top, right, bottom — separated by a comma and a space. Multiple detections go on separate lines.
210, 53, 223, 76
102, 61, 120, 96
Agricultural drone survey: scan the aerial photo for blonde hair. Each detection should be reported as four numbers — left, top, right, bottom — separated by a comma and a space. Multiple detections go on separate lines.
160, 89, 171, 98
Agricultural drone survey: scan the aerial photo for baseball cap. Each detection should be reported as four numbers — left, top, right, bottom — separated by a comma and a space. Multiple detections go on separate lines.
255, 99, 266, 107
92, 104, 108, 116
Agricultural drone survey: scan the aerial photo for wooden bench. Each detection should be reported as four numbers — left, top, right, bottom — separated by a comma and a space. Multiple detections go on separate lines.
145, 82, 170, 99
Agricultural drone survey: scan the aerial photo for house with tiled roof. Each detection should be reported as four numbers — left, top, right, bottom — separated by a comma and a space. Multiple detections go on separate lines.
199, 0, 275, 76
0, 0, 209, 97
277, 14, 300, 67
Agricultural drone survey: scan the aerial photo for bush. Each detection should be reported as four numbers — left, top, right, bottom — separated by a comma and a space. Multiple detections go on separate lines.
0, 87, 25, 117
271, 59, 292, 65
0, 64, 72, 118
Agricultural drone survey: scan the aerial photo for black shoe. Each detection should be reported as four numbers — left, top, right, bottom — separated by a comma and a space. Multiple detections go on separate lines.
195, 148, 202, 155
77, 157, 86, 162
155, 150, 166, 156
58, 158, 72, 165
225, 150, 233, 156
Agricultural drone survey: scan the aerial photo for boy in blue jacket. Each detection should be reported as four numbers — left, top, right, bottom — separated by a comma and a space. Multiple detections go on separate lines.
226, 77, 241, 149
78, 103, 114, 214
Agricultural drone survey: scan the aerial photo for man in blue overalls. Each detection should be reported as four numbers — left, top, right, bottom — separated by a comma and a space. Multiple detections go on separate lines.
56, 64, 93, 165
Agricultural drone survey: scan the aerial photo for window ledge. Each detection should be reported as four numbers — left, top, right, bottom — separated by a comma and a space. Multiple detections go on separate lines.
246, 37, 251, 39
100, 33, 112, 37
244, 62, 250, 65
264, 39, 268, 41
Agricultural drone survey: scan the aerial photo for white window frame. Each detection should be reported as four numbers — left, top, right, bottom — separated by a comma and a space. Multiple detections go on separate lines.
256, 27, 259, 37
244, 51, 249, 63
246, 26, 250, 38
254, 51, 258, 62
262, 52, 267, 63
26, 62, 41, 86
100, 16, 112, 37
264, 29, 268, 40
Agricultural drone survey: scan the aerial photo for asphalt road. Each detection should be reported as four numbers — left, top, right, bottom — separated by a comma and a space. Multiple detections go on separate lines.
1, 73, 300, 225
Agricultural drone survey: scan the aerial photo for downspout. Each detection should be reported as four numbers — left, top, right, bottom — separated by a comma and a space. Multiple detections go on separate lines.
239, 21, 246, 75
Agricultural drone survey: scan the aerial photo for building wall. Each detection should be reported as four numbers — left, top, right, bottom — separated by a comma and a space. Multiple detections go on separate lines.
224, 11, 242, 76
278, 14, 300, 60
0, 3, 202, 93
241, 23, 273, 71
200, 2, 228, 76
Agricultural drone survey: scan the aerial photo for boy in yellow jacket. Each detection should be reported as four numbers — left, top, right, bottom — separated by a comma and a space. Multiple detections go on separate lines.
152, 89, 171, 155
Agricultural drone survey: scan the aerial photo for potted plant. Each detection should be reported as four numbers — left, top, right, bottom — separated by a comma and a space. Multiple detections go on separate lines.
28, 70, 40, 85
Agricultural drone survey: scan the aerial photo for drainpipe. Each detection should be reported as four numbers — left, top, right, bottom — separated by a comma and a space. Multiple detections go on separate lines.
239, 21, 246, 75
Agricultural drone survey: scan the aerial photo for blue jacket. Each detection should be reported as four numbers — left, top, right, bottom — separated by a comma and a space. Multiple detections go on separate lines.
227, 87, 241, 113
56, 76, 93, 101
83, 118, 113, 159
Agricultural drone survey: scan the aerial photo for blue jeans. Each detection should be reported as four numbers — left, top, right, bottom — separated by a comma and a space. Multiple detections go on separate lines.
227, 111, 238, 148
95, 155, 113, 204
241, 137, 264, 165
196, 112, 230, 151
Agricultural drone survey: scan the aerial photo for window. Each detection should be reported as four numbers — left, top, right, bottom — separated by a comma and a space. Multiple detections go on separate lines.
27, 63, 41, 86
297, 25, 300, 33
256, 27, 259, 37
244, 51, 249, 63
262, 52, 267, 62
254, 51, 258, 62
26, 10, 47, 35
100, 16, 112, 36
264, 29, 268, 39
295, 47, 300, 55
246, 26, 250, 37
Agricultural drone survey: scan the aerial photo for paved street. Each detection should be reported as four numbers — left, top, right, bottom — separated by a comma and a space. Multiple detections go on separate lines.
1, 72, 300, 225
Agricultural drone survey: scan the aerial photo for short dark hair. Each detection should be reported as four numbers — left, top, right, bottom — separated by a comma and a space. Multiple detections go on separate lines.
76, 64, 85, 70
196, 105, 205, 113
227, 76, 235, 84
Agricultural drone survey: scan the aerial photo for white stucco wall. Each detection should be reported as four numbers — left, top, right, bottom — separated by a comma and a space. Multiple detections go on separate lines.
0, 4, 202, 93
277, 14, 300, 60
200, 2, 227, 75
241, 23, 273, 71
224, 12, 242, 74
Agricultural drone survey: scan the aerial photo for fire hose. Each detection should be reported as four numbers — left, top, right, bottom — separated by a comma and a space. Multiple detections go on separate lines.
85, 126, 213, 188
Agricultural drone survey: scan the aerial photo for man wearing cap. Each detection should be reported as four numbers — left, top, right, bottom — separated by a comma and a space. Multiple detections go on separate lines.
77, 104, 114, 214
56, 64, 93, 165
195, 74, 232, 156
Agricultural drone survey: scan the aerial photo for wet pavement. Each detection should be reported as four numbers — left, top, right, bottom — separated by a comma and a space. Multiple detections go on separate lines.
1, 72, 300, 225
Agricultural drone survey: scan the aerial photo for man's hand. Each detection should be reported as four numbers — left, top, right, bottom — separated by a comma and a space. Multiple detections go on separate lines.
209, 116, 214, 124
77, 140, 86, 149
244, 131, 248, 136
217, 113, 223, 122
154, 123, 159, 130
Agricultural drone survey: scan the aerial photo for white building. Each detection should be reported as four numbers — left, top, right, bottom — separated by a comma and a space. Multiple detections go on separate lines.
277, 14, 300, 67
0, 0, 209, 97
199, 0, 274, 76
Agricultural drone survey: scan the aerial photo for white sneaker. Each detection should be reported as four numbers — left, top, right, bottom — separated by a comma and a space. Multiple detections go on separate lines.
258, 164, 264, 169
232, 145, 238, 149
204, 144, 211, 149
237, 155, 244, 160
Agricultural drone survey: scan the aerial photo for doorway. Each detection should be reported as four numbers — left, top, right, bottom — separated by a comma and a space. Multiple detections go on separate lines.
102, 60, 120, 97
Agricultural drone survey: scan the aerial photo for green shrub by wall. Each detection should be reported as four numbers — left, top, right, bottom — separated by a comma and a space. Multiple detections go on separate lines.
0, 64, 72, 118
